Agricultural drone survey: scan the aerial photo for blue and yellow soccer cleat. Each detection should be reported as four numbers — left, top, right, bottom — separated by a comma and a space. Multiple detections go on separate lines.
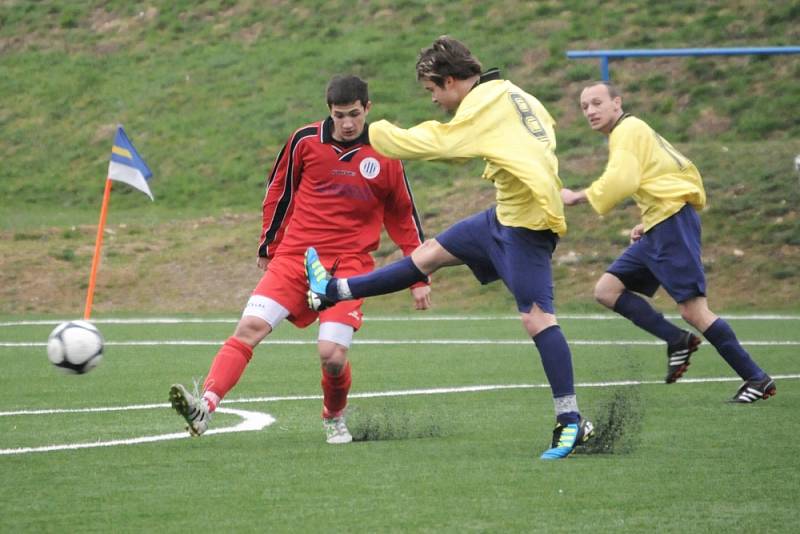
305, 247, 335, 311
540, 418, 595, 460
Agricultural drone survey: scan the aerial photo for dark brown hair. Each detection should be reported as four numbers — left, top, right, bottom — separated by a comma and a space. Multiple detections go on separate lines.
326, 75, 369, 108
415, 36, 482, 87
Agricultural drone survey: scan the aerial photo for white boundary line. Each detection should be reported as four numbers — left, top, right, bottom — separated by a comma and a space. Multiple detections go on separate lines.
2, 313, 800, 327
2, 339, 799, 348
216, 373, 800, 404
4, 374, 799, 418
0, 407, 275, 456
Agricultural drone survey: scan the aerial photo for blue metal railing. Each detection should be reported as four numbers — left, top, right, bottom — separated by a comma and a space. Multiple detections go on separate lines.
566, 46, 800, 81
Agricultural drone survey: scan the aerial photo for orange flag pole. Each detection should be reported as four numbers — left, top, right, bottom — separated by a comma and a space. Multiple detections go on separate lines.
83, 178, 113, 320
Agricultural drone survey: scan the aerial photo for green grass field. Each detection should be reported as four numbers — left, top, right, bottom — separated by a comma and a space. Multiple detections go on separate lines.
1, 314, 798, 532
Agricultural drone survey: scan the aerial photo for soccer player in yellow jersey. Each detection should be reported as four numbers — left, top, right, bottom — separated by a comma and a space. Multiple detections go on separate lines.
561, 81, 775, 403
306, 36, 594, 459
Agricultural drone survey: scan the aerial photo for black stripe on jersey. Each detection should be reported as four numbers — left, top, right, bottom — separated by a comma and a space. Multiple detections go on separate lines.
339, 147, 361, 162
259, 125, 318, 256
264, 144, 287, 188
400, 162, 425, 242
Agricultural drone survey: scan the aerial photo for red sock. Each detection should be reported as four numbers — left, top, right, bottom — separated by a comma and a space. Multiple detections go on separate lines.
321, 361, 352, 419
202, 336, 253, 412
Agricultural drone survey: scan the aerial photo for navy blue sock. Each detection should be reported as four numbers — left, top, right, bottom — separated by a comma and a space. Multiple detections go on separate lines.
338, 256, 427, 300
703, 318, 766, 380
533, 326, 579, 425
614, 291, 684, 344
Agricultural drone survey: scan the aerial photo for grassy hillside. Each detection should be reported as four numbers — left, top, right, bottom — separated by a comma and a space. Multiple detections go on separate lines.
1, 0, 799, 314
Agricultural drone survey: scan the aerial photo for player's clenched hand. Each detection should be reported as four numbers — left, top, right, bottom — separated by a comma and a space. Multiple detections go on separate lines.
560, 187, 587, 206
410, 285, 431, 310
629, 224, 645, 243
257, 256, 270, 271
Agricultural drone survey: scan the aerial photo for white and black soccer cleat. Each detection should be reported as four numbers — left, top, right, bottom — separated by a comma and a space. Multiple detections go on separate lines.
665, 330, 701, 383
730, 376, 777, 403
169, 383, 212, 436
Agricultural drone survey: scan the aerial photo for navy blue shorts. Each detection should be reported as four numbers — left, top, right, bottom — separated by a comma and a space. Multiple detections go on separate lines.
435, 207, 558, 313
608, 204, 706, 303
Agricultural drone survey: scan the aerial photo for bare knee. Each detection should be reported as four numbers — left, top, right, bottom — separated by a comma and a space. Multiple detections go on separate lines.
318, 341, 348, 375
233, 316, 272, 347
411, 239, 460, 274
594, 274, 624, 309
593, 284, 616, 308
520, 305, 558, 337
678, 297, 717, 332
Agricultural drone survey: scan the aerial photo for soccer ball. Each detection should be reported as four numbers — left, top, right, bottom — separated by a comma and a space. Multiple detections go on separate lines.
47, 320, 104, 374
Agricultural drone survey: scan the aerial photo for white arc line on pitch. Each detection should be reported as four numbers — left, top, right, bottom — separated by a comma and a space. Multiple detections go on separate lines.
3, 375, 797, 454
0, 407, 275, 456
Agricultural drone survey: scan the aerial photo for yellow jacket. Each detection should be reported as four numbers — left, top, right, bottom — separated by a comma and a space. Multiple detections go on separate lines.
369, 76, 567, 235
586, 115, 706, 231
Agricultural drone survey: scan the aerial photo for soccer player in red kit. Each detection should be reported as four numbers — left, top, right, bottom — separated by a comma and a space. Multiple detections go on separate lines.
169, 75, 430, 444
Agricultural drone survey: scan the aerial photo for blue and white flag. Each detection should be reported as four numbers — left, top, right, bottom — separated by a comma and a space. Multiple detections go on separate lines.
108, 126, 154, 200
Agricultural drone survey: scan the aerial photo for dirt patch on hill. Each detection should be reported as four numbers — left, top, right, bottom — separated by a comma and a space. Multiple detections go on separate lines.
3, 209, 799, 318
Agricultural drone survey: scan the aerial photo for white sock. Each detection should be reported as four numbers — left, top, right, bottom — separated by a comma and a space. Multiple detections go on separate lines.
337, 279, 353, 300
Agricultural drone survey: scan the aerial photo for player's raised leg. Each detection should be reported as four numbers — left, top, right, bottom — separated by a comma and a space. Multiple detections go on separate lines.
306, 240, 451, 311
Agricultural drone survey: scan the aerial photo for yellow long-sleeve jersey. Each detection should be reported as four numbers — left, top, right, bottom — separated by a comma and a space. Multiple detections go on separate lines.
585, 115, 706, 231
369, 77, 567, 235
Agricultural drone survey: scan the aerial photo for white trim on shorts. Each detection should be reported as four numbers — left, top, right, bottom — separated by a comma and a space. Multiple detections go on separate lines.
318, 321, 354, 348
242, 295, 290, 329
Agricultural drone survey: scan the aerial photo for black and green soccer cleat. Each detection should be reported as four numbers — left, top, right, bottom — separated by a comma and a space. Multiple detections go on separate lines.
540, 418, 595, 460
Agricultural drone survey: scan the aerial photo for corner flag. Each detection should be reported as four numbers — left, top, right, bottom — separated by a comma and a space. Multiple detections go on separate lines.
84, 126, 155, 319
108, 126, 154, 200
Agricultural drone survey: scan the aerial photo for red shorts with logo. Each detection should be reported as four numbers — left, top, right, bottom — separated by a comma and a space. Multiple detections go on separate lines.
252, 252, 373, 330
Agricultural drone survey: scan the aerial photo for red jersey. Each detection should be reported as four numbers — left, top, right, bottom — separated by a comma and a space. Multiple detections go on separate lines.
258, 118, 424, 259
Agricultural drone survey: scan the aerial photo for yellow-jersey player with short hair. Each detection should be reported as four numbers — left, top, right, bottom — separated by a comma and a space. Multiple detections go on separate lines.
584, 114, 706, 231
562, 81, 775, 403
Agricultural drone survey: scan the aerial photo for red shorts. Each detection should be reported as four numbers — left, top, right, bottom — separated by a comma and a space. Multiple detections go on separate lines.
252, 253, 374, 330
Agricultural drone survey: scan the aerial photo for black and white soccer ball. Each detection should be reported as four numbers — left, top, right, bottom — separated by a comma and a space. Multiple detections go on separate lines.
47, 320, 104, 374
